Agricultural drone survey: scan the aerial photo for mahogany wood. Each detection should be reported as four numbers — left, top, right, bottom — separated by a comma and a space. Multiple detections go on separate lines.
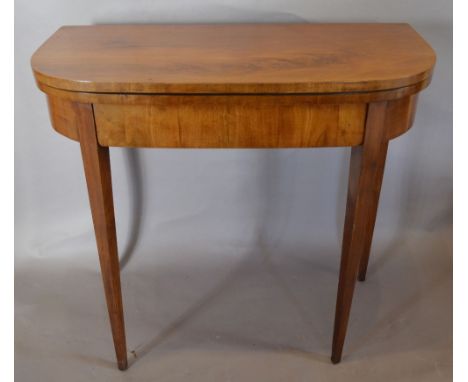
38, 79, 430, 105
31, 24, 435, 95
46, 96, 80, 141
386, 94, 419, 140
94, 97, 366, 148
77, 103, 128, 370
331, 102, 389, 363
46, 94, 421, 145
31, 23, 436, 370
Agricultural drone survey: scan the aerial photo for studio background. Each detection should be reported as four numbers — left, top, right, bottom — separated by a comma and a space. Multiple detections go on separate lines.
15, 1, 452, 381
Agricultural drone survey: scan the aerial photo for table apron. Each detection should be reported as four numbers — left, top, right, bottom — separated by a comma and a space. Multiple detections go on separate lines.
46, 94, 418, 148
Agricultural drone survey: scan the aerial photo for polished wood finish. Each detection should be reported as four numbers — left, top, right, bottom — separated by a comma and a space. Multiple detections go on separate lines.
47, 94, 420, 145
31, 24, 435, 369
32, 24, 435, 95
94, 97, 366, 148
332, 102, 389, 363
46, 96, 80, 141
38, 78, 431, 105
77, 103, 128, 370
386, 94, 419, 140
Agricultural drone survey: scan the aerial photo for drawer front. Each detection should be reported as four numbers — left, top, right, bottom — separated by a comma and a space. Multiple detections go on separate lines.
93, 96, 367, 148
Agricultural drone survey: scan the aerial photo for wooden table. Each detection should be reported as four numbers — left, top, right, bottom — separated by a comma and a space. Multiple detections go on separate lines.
31, 23, 435, 370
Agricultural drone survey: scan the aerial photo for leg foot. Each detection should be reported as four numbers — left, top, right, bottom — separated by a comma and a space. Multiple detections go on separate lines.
331, 354, 342, 364
118, 359, 128, 371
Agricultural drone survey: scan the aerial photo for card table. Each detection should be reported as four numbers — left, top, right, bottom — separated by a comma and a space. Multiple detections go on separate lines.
31, 23, 436, 370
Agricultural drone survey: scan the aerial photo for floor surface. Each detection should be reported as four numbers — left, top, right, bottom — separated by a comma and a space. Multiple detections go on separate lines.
15, 228, 452, 381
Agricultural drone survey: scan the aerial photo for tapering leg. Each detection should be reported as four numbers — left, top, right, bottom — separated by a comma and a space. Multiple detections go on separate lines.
77, 103, 128, 370
331, 102, 389, 364
357, 142, 388, 282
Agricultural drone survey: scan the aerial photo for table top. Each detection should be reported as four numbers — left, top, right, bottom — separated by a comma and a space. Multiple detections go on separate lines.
31, 23, 435, 95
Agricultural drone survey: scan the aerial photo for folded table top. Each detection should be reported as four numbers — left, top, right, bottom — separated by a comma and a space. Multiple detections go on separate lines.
31, 23, 435, 95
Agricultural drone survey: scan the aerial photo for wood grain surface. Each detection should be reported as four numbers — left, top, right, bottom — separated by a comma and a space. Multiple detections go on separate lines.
77, 103, 128, 371
46, 95, 419, 145
332, 101, 389, 363
32, 24, 435, 94
94, 96, 366, 148
31, 23, 436, 369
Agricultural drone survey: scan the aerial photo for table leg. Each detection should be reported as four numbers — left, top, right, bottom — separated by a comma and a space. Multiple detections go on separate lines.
331, 102, 389, 364
357, 146, 388, 282
77, 103, 128, 370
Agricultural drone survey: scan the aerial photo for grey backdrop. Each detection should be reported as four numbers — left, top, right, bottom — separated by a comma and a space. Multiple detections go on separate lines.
15, 1, 452, 381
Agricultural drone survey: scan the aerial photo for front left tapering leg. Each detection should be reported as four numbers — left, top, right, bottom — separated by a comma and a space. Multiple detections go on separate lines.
77, 103, 128, 371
